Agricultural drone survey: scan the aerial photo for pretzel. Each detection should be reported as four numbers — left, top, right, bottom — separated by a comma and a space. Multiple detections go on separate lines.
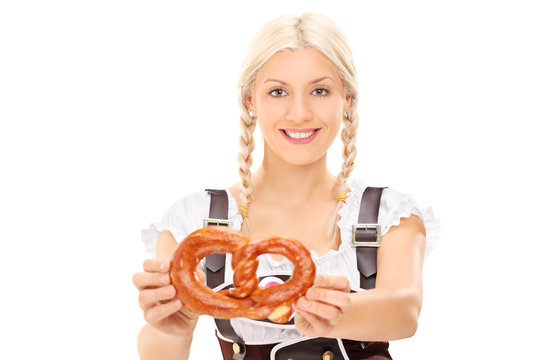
170, 226, 316, 323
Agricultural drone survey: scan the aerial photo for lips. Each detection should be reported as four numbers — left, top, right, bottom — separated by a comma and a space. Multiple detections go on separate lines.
279, 128, 320, 144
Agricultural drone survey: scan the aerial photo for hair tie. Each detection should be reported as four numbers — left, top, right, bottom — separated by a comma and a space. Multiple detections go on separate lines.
337, 192, 347, 203
240, 205, 249, 219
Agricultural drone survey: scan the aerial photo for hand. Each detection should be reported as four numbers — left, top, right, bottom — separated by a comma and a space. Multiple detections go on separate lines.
294, 274, 351, 337
132, 259, 205, 337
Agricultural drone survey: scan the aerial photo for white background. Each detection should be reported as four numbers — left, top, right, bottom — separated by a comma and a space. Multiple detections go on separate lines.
1, 1, 539, 359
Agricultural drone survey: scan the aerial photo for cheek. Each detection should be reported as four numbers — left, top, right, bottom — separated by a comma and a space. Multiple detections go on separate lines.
330, 120, 341, 138
314, 100, 342, 122
255, 92, 283, 117
325, 122, 341, 148
258, 101, 285, 121
256, 105, 285, 139
257, 117, 275, 140
321, 108, 342, 134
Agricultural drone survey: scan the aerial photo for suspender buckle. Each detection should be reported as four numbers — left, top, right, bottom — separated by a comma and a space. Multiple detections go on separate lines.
351, 223, 381, 247
203, 218, 233, 227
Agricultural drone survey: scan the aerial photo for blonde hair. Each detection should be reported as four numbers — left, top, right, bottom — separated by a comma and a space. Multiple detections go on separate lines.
237, 12, 359, 245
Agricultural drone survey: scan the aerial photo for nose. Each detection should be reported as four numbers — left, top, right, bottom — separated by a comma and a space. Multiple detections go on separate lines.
285, 93, 313, 123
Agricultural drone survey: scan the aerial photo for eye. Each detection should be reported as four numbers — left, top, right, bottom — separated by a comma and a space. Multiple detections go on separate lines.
312, 87, 330, 96
268, 88, 288, 97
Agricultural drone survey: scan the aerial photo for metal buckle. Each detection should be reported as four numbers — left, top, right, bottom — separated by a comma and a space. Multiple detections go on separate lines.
203, 218, 232, 228
351, 223, 381, 247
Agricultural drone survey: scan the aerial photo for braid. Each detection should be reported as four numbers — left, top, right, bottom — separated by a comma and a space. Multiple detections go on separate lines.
238, 111, 257, 235
326, 107, 359, 245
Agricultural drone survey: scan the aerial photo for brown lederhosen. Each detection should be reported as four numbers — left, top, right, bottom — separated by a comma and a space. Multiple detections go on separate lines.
204, 187, 392, 360
217, 336, 391, 360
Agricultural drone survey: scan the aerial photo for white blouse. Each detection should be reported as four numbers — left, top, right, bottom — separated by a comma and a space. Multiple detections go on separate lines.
141, 176, 440, 344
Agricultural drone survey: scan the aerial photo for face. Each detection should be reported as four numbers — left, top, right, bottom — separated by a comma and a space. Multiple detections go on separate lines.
246, 47, 351, 166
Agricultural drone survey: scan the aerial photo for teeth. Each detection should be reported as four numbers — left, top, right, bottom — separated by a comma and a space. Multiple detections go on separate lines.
284, 130, 316, 139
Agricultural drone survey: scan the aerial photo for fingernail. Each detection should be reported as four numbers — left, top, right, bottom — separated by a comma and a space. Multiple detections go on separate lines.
315, 275, 325, 287
160, 274, 169, 284
160, 262, 167, 272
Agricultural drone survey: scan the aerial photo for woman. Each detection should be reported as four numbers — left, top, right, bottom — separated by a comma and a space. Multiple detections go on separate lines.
133, 12, 439, 360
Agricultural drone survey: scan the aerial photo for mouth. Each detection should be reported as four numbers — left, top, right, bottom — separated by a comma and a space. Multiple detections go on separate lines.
279, 128, 320, 144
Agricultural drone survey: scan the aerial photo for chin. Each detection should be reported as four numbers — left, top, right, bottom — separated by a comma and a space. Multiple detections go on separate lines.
279, 153, 326, 166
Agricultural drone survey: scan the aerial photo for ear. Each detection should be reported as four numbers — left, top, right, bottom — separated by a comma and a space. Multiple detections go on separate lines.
344, 93, 353, 111
244, 90, 255, 112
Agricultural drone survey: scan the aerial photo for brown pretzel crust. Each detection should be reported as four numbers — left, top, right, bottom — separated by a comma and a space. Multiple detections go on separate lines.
170, 226, 316, 323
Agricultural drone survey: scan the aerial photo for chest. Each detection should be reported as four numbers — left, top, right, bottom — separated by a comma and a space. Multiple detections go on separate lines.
245, 199, 340, 258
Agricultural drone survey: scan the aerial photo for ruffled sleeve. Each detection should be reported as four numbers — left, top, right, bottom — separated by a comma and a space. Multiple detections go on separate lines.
141, 191, 211, 258
378, 187, 440, 260
341, 177, 440, 260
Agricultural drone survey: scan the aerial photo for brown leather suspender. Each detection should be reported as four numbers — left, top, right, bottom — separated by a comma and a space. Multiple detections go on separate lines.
354, 186, 387, 290
204, 189, 246, 359
203, 186, 387, 359
204, 189, 229, 288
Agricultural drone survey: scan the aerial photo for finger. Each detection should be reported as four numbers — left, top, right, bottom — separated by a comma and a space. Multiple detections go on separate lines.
143, 259, 170, 273
132, 271, 171, 290
314, 275, 350, 292
144, 298, 182, 325
195, 267, 206, 283
296, 296, 343, 325
305, 287, 351, 311
295, 307, 329, 332
138, 285, 177, 310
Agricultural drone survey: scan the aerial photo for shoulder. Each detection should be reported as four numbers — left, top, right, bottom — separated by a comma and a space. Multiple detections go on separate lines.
167, 190, 210, 215
378, 186, 440, 260
159, 190, 210, 233
345, 175, 440, 259
382, 213, 426, 244
348, 179, 426, 233
228, 180, 241, 200
377, 186, 426, 237
141, 190, 210, 257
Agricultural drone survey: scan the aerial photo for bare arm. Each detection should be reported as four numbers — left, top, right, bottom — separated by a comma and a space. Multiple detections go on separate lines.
295, 214, 426, 341
137, 325, 194, 360
134, 231, 203, 360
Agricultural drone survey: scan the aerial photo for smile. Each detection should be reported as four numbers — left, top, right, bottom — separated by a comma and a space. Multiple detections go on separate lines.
280, 128, 320, 144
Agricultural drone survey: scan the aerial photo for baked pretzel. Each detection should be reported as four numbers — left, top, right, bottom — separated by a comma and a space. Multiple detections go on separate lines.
170, 226, 316, 323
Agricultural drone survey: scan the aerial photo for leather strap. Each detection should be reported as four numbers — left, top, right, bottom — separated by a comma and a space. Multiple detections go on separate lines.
205, 187, 390, 359
205, 189, 246, 359
355, 187, 387, 290
217, 332, 278, 360
217, 333, 392, 360
205, 189, 228, 289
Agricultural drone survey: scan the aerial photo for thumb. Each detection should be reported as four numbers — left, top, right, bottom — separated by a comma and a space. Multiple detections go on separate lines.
195, 267, 206, 284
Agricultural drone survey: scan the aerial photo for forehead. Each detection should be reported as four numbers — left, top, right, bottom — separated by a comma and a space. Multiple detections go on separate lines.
257, 47, 340, 83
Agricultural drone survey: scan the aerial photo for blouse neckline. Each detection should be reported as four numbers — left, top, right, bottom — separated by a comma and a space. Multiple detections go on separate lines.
224, 177, 367, 264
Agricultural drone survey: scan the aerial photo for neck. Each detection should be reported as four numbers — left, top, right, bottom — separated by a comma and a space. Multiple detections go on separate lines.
251, 143, 337, 206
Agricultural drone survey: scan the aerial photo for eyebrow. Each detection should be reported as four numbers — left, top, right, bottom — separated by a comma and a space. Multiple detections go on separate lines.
263, 76, 335, 85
